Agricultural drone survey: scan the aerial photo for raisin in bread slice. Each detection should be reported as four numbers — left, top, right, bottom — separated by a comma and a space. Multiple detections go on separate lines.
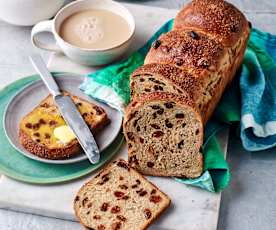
19, 92, 110, 160
74, 159, 170, 230
123, 92, 203, 178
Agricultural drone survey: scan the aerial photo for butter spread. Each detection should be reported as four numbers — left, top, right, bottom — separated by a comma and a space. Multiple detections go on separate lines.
54, 125, 76, 144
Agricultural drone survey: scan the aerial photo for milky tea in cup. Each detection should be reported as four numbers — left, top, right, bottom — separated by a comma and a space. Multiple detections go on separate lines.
59, 9, 132, 50
31, 0, 135, 66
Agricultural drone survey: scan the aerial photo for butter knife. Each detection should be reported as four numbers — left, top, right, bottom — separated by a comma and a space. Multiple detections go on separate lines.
29, 54, 100, 164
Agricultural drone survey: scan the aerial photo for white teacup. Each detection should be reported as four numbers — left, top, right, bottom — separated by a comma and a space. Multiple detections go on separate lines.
31, 0, 135, 66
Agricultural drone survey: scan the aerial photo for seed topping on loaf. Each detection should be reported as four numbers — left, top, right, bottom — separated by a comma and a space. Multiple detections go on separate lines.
145, 30, 224, 72
173, 0, 248, 47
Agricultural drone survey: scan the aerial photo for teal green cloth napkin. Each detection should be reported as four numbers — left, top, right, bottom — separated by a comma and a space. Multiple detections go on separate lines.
240, 29, 276, 151
209, 28, 276, 152
80, 19, 229, 192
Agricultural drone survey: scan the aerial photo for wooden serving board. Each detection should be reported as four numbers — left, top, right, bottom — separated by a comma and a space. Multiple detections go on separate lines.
0, 3, 228, 229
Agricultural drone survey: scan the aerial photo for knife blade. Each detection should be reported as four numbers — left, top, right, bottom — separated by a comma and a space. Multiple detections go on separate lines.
29, 54, 100, 164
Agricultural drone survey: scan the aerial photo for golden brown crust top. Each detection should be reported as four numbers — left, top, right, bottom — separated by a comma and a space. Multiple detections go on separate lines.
144, 29, 225, 73
173, 0, 249, 47
131, 63, 203, 101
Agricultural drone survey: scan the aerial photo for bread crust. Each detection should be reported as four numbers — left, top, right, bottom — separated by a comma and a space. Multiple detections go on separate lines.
200, 29, 250, 123
132, 160, 203, 178
19, 129, 81, 159
19, 93, 110, 160
173, 0, 249, 47
74, 159, 171, 230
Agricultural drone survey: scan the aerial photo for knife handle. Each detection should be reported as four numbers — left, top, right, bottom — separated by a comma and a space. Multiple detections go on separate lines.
29, 54, 62, 97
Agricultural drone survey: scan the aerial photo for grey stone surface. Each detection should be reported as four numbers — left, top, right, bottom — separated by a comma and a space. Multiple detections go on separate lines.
0, 23, 50, 88
218, 129, 276, 230
0, 1, 276, 230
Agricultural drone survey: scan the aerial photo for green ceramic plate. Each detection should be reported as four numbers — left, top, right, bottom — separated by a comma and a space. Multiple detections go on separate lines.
0, 74, 124, 184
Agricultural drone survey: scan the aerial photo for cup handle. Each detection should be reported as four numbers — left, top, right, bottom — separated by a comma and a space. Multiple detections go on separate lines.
31, 20, 62, 52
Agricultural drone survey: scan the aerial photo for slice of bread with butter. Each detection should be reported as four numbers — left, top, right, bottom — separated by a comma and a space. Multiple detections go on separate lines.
19, 92, 110, 160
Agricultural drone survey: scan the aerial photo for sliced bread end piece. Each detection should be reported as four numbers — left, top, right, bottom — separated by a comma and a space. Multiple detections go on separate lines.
74, 159, 171, 230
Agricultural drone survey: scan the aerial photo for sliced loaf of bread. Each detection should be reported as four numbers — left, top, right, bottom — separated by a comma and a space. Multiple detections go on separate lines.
123, 92, 203, 178
74, 159, 170, 230
123, 0, 250, 179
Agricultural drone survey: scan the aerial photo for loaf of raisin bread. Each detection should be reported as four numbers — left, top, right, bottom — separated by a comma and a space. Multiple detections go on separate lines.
74, 159, 170, 230
124, 0, 250, 178
19, 92, 109, 160
124, 93, 203, 178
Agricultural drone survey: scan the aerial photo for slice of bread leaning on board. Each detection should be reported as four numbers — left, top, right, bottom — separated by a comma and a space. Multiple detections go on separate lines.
123, 0, 250, 178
